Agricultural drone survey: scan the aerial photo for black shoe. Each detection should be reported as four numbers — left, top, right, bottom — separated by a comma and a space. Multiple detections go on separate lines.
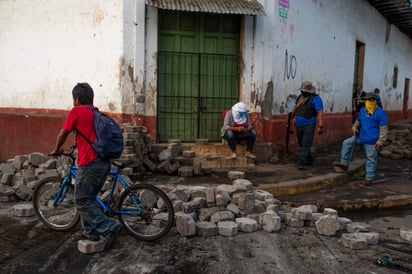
102, 224, 122, 252
298, 164, 307, 170
82, 232, 100, 242
333, 161, 348, 170
364, 179, 373, 186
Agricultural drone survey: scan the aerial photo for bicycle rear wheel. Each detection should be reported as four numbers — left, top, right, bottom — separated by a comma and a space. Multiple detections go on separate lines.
118, 184, 174, 241
32, 176, 80, 231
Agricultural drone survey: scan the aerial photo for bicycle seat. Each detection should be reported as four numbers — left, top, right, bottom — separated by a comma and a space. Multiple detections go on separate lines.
111, 159, 135, 169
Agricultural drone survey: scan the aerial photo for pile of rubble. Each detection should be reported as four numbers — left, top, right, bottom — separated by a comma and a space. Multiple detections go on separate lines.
380, 122, 412, 159
5, 168, 412, 250
159, 174, 411, 249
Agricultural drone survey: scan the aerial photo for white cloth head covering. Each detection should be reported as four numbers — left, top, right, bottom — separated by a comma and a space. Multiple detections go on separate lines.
231, 102, 247, 124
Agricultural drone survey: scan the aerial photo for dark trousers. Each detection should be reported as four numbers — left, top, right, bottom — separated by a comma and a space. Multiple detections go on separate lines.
75, 157, 117, 237
223, 129, 256, 153
296, 124, 315, 165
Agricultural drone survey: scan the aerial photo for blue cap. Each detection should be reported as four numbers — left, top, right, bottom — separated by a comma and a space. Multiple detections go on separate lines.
238, 111, 247, 115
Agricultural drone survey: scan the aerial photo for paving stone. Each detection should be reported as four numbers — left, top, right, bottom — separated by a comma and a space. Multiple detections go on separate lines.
198, 207, 219, 222
400, 227, 412, 241
231, 179, 253, 193
262, 211, 281, 232
315, 215, 341, 236
355, 232, 380, 244
182, 150, 195, 158
13, 203, 34, 217
175, 212, 196, 237
238, 192, 255, 216
286, 214, 304, 228
210, 210, 235, 223
346, 222, 371, 233
77, 239, 105, 254
228, 171, 245, 180
217, 221, 238, 237
340, 233, 368, 250
236, 217, 258, 233
196, 221, 218, 237
178, 166, 193, 177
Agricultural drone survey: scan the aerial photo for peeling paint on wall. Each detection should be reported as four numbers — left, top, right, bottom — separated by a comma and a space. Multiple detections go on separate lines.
93, 8, 105, 27
262, 81, 273, 118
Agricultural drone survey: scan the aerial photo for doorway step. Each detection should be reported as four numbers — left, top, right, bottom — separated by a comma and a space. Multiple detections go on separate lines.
149, 140, 273, 172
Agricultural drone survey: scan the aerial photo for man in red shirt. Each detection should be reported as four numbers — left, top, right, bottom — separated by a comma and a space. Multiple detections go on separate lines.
50, 83, 121, 252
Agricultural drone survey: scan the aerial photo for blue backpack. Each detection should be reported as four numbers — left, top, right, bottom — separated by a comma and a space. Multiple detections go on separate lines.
76, 106, 124, 160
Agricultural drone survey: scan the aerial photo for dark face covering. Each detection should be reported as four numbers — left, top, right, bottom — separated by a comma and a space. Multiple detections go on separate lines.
301, 91, 312, 97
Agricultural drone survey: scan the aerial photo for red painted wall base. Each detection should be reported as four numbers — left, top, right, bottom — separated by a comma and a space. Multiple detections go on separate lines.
0, 108, 409, 161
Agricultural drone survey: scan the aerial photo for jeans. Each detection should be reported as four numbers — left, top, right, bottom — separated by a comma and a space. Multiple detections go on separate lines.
75, 157, 117, 237
223, 129, 256, 152
340, 135, 378, 180
296, 124, 315, 165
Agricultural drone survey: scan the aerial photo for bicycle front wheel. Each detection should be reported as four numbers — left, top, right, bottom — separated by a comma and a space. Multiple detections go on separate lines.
32, 176, 80, 231
118, 184, 174, 241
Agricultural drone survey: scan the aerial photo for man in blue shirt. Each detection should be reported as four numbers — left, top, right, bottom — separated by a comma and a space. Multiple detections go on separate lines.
334, 92, 388, 185
292, 81, 324, 170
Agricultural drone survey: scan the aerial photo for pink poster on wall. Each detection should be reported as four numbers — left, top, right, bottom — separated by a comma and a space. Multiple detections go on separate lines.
279, 0, 289, 8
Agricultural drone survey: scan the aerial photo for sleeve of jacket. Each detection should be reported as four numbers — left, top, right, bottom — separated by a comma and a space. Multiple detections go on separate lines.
377, 125, 388, 146
220, 111, 233, 137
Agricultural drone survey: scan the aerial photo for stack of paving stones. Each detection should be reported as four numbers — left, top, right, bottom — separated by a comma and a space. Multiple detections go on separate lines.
153, 139, 209, 177
120, 124, 152, 176
380, 122, 412, 159
162, 171, 410, 250
1, 168, 412, 249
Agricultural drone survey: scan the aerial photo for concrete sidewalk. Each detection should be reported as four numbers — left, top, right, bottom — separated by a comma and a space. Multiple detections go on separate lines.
250, 154, 412, 212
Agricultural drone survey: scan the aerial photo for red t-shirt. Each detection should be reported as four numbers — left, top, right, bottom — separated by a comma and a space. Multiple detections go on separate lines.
62, 105, 98, 166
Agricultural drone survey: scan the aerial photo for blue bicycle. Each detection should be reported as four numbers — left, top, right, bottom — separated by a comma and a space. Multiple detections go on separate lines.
32, 145, 174, 241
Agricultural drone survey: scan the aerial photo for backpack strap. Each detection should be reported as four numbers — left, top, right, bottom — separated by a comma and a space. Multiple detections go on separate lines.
74, 105, 95, 145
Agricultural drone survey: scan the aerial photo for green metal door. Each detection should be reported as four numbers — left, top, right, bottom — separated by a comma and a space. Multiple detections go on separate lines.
157, 11, 241, 142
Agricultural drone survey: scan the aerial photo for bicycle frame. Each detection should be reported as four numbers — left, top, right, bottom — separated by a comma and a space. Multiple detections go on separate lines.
56, 162, 145, 217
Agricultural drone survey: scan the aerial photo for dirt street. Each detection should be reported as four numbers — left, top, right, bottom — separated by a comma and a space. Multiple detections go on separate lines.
0, 204, 411, 274
1, 151, 411, 273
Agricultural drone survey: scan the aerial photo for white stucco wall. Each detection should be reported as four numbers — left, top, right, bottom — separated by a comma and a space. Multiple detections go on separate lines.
0, 0, 126, 112
1, 0, 411, 117
243, 0, 412, 115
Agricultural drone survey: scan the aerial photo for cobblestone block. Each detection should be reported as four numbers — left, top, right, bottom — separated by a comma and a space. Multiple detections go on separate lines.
228, 171, 245, 180
175, 212, 196, 237
182, 150, 195, 158
143, 158, 156, 171
400, 227, 412, 241
196, 221, 218, 237
217, 221, 238, 237
13, 203, 34, 217
167, 161, 181, 174
315, 215, 341, 236
210, 210, 235, 223
178, 166, 193, 177
236, 217, 258, 233
346, 222, 371, 233
340, 233, 368, 250
77, 239, 105, 254
262, 211, 282, 232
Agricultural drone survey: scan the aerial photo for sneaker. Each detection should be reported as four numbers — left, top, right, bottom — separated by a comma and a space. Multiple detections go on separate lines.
227, 153, 237, 159
245, 151, 256, 159
102, 223, 122, 252
333, 161, 348, 170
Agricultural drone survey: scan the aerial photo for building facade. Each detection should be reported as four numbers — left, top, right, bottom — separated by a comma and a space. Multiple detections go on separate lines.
0, 0, 411, 160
